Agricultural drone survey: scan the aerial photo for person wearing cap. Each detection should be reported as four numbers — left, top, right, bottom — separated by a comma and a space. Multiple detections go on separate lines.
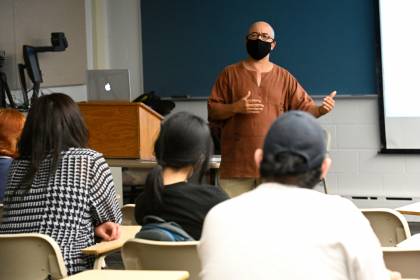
198, 111, 400, 280
208, 21, 336, 197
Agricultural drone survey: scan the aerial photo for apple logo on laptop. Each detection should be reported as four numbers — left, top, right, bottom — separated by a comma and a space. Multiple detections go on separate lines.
104, 82, 111, 92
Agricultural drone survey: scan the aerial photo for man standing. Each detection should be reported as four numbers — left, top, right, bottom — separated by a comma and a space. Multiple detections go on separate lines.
199, 111, 399, 280
208, 21, 336, 197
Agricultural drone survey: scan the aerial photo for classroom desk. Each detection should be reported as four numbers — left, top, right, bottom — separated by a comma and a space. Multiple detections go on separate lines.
396, 202, 420, 216
107, 156, 221, 207
65, 269, 189, 280
81, 225, 141, 256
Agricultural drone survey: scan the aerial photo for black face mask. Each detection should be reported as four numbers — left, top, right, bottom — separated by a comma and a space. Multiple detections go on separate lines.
246, 39, 272, 60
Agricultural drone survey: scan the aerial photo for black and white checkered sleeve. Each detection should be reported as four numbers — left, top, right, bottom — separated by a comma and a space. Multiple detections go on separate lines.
89, 154, 122, 226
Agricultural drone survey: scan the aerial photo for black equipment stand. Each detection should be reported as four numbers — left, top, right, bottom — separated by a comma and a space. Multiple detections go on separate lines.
0, 70, 16, 108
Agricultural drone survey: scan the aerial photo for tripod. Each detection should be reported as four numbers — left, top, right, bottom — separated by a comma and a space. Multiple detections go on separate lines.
0, 70, 16, 108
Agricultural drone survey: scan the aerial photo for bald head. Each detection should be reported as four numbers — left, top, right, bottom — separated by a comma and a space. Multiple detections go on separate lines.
248, 21, 275, 39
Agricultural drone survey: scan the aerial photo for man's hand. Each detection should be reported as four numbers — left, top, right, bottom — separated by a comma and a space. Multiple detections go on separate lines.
233, 91, 264, 114
95, 222, 121, 241
319, 91, 336, 115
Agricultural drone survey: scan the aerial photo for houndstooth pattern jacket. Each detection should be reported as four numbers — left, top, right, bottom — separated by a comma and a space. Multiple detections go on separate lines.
0, 148, 122, 275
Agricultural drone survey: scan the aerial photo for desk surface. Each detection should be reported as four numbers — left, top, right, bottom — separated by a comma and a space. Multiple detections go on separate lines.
65, 270, 189, 280
107, 156, 220, 169
81, 225, 141, 256
396, 202, 420, 216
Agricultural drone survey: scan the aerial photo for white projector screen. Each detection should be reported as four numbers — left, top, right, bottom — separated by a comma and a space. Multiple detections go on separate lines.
379, 0, 420, 151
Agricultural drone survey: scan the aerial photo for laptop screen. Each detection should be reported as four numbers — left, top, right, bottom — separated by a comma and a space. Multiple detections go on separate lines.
87, 69, 132, 101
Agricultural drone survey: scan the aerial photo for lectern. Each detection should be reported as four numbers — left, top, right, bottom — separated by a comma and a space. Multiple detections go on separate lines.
78, 102, 163, 159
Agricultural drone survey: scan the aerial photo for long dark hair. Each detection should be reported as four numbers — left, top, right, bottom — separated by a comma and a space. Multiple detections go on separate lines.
18, 93, 88, 188
143, 112, 213, 210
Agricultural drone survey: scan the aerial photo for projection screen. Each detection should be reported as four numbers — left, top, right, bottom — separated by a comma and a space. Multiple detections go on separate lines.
378, 0, 420, 151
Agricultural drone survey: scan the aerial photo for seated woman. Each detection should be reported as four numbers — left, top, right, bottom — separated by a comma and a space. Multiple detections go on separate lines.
0, 108, 25, 201
0, 93, 122, 275
135, 112, 228, 240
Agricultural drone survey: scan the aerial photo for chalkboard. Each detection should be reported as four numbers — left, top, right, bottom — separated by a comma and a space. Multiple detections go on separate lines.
141, 0, 378, 97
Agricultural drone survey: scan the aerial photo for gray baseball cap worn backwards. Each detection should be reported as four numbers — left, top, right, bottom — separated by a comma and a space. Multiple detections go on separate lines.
263, 111, 326, 172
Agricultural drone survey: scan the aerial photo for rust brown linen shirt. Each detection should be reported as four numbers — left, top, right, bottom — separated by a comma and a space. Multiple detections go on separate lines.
208, 62, 320, 179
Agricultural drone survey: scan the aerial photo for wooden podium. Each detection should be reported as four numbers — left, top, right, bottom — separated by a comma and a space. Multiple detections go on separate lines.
78, 102, 163, 159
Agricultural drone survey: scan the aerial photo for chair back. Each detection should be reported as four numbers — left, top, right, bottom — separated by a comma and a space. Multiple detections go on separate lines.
0, 203, 3, 223
383, 247, 420, 278
361, 208, 411, 246
122, 238, 200, 280
0, 233, 67, 280
320, 129, 331, 194
121, 204, 137, 225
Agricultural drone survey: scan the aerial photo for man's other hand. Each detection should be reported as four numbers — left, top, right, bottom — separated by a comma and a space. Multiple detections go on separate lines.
233, 91, 264, 114
319, 91, 336, 115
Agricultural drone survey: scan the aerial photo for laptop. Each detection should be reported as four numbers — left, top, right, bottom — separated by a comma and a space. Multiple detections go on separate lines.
86, 69, 133, 101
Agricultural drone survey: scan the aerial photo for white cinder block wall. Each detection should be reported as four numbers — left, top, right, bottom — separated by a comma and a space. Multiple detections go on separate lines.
172, 96, 420, 210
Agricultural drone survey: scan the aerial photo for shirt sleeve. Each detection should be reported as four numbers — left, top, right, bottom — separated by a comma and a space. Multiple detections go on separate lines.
89, 155, 122, 226
208, 69, 231, 121
209, 69, 230, 105
285, 71, 320, 117
207, 69, 231, 143
134, 192, 147, 225
206, 185, 230, 206
198, 204, 237, 279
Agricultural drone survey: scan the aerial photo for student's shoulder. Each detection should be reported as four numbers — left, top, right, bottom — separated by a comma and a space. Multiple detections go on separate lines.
321, 193, 367, 220
204, 195, 239, 224
325, 193, 357, 208
65, 147, 101, 155
64, 147, 105, 160
195, 182, 225, 191
184, 182, 228, 197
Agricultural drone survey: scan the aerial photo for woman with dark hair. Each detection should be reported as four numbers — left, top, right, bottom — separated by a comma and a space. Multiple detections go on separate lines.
0, 108, 25, 201
135, 112, 228, 240
0, 93, 122, 275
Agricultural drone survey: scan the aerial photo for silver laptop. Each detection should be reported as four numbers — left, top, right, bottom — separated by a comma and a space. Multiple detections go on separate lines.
87, 69, 133, 101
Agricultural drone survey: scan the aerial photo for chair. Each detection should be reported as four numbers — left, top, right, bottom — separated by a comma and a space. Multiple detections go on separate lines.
122, 238, 200, 280
361, 208, 411, 246
0, 233, 67, 280
383, 247, 420, 278
0, 203, 3, 223
320, 129, 331, 194
121, 204, 138, 225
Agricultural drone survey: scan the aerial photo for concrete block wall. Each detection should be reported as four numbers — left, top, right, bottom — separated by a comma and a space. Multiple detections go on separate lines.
172, 96, 420, 209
